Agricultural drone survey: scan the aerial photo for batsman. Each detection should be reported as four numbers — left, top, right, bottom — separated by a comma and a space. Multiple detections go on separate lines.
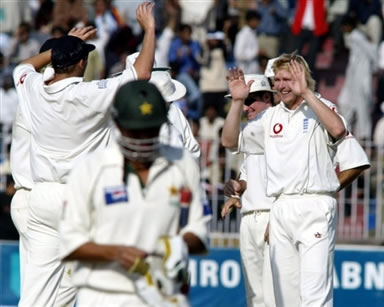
59, 80, 211, 306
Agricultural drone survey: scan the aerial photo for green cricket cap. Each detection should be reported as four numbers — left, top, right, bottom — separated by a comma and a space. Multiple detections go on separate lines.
113, 80, 168, 130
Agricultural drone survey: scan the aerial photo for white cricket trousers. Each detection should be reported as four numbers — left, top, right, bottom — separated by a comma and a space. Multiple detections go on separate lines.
76, 288, 149, 307
269, 194, 337, 307
10, 188, 31, 295
240, 211, 275, 307
18, 183, 77, 307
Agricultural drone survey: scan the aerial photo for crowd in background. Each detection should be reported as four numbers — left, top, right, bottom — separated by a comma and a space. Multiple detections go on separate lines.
1, 0, 384, 239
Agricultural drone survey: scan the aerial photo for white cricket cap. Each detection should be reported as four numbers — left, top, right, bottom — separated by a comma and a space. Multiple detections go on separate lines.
225, 74, 275, 99
150, 71, 187, 102
126, 52, 185, 102
264, 57, 279, 78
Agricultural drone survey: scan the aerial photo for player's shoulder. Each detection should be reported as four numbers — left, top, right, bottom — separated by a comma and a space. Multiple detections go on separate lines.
315, 93, 337, 109
13, 63, 38, 84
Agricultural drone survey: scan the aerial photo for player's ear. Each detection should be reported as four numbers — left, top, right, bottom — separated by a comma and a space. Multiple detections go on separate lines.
79, 57, 88, 69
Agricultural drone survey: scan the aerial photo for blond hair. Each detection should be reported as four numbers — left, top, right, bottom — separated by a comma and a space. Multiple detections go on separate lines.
272, 52, 316, 91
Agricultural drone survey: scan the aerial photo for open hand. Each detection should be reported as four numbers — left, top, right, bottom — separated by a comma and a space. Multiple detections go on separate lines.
287, 60, 308, 97
137, 2, 155, 32
227, 67, 254, 102
68, 26, 97, 41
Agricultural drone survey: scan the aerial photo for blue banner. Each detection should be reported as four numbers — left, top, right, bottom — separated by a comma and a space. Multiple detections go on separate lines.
1, 242, 383, 306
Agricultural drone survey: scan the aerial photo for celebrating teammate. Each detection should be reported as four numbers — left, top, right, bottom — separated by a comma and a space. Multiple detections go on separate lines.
150, 69, 201, 159
221, 74, 276, 307
12, 2, 156, 306
221, 53, 347, 306
221, 73, 370, 307
59, 80, 210, 306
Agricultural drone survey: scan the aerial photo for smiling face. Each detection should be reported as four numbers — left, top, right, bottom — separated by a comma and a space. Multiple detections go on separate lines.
273, 69, 302, 109
243, 91, 273, 120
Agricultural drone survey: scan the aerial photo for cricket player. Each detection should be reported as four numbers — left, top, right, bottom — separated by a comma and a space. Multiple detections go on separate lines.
222, 69, 370, 307
12, 3, 156, 306
221, 74, 276, 307
150, 69, 201, 159
122, 53, 201, 159
59, 80, 210, 306
221, 53, 347, 306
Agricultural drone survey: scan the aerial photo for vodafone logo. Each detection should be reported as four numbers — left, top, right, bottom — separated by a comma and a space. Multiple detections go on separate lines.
273, 123, 283, 134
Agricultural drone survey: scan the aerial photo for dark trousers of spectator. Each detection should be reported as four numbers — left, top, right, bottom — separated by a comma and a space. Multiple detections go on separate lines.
292, 29, 322, 75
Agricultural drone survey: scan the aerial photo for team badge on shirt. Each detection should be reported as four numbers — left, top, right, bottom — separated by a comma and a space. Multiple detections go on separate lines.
104, 185, 129, 205
97, 79, 108, 89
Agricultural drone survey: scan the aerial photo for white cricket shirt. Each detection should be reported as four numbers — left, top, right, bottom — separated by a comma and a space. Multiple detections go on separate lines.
334, 132, 370, 171
239, 154, 274, 213
13, 62, 137, 183
238, 99, 345, 196
59, 144, 210, 292
160, 103, 201, 159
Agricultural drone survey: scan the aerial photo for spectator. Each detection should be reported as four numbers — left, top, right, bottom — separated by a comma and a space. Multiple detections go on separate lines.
256, 0, 289, 58
199, 105, 225, 183
0, 1, 32, 35
338, 15, 378, 140
199, 31, 229, 117
94, 0, 120, 36
234, 10, 261, 74
169, 24, 203, 119
348, 0, 383, 46
7, 22, 40, 66
290, 0, 329, 75
0, 175, 18, 240
169, 23, 202, 81
155, 2, 180, 67
31, 0, 55, 45
53, 0, 87, 30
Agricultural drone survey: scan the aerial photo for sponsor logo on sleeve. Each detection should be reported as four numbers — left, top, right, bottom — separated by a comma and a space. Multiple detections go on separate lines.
18, 73, 27, 85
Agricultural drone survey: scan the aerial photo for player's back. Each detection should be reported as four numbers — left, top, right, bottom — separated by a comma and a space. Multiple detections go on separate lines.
13, 65, 115, 183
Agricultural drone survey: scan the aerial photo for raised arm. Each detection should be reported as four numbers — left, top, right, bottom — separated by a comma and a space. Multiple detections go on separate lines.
221, 68, 254, 149
288, 60, 346, 140
133, 2, 156, 80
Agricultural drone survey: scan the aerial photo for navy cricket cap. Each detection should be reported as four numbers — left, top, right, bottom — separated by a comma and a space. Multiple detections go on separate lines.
51, 36, 95, 69
39, 38, 58, 53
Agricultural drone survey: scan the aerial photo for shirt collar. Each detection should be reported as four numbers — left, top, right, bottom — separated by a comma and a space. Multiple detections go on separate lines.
43, 76, 83, 94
